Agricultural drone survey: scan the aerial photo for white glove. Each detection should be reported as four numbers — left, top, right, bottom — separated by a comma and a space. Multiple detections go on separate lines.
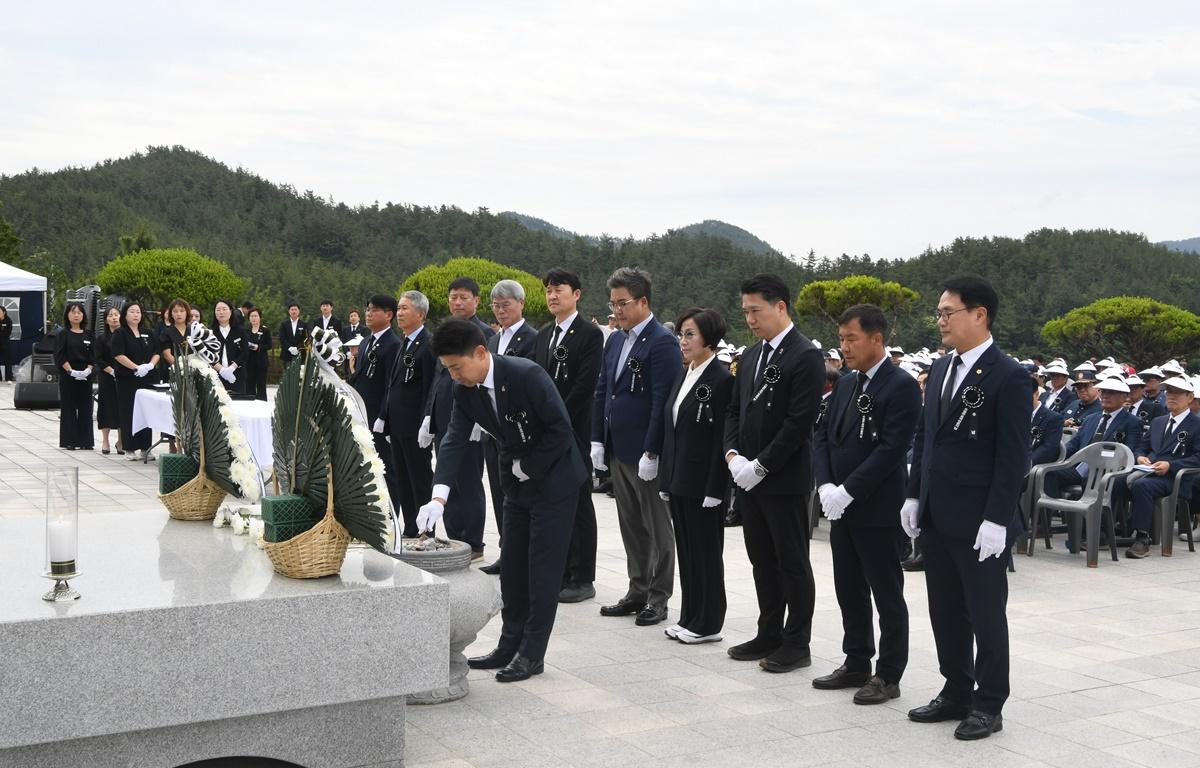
219, 366, 236, 383
900, 498, 921, 538
658, 491, 670, 501
69, 369, 86, 380
638, 455, 659, 482
734, 459, 766, 492
469, 423, 483, 442
702, 496, 722, 508
288, 346, 299, 356
134, 363, 153, 378
727, 454, 749, 479
372, 418, 386, 434
81, 366, 93, 379
417, 416, 434, 449
973, 520, 1008, 562
590, 442, 607, 471
822, 484, 854, 522
416, 499, 444, 532
512, 459, 529, 482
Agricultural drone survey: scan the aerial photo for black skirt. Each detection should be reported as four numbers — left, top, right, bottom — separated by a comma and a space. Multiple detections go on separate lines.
97, 370, 120, 428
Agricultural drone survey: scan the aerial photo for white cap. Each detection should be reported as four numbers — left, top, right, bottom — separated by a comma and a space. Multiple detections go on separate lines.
1073, 361, 1097, 372
1095, 377, 1130, 394
1162, 360, 1186, 376
1125, 375, 1145, 387
888, 346, 904, 354
812, 339, 822, 349
344, 336, 363, 347
1162, 375, 1194, 393
1138, 365, 1164, 380
1044, 362, 1070, 376
1096, 368, 1124, 380
826, 349, 842, 361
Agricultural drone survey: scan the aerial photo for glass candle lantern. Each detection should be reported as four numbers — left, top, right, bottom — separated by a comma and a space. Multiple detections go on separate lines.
43, 466, 81, 601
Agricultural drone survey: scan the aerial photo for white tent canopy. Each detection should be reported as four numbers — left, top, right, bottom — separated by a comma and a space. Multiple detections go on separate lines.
0, 260, 47, 291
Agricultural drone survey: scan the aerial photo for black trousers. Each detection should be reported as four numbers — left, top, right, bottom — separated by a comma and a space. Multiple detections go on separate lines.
245, 360, 268, 400
390, 433, 433, 538
920, 523, 1010, 715
830, 523, 909, 683
436, 436, 486, 551
562, 480, 597, 586
497, 484, 576, 661
115, 377, 152, 451
0, 345, 12, 380
669, 494, 726, 636
484, 437, 505, 544
740, 490, 815, 650
58, 375, 94, 449
371, 432, 401, 533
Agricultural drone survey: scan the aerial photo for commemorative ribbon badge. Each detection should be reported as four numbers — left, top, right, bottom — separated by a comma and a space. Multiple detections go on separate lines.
752, 363, 782, 408
856, 393, 879, 442
954, 385, 985, 440
553, 344, 569, 383
693, 383, 713, 424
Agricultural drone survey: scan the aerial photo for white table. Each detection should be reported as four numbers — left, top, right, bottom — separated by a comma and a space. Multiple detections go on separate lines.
133, 389, 274, 469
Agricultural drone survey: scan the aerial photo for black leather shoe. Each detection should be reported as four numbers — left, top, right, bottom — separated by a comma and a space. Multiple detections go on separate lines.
759, 646, 812, 673
812, 665, 871, 690
480, 558, 502, 575
467, 648, 515, 670
635, 604, 667, 626
727, 636, 780, 661
600, 597, 643, 617
954, 711, 1002, 740
495, 655, 544, 683
853, 676, 900, 705
908, 696, 970, 723
558, 583, 596, 603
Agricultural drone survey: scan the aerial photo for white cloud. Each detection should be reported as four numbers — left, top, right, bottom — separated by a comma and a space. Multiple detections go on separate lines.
1, 1, 1198, 259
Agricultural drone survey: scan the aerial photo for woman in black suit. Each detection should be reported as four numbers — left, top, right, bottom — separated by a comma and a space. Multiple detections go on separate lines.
211, 299, 247, 394
243, 307, 272, 400
111, 301, 160, 461
159, 298, 192, 368
54, 301, 95, 450
659, 307, 735, 645
95, 306, 123, 454
0, 305, 12, 382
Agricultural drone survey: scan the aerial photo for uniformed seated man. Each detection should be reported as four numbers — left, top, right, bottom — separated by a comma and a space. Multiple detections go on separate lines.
1062, 371, 1101, 428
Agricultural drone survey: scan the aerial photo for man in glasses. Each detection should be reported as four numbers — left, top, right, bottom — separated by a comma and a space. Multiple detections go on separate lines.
592, 267, 681, 627
902, 275, 1028, 741
1062, 371, 1102, 428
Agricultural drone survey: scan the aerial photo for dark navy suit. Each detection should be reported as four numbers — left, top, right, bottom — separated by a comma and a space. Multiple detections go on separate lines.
1112, 411, 1200, 533
813, 359, 920, 684
906, 342, 1030, 716
592, 315, 681, 609
1039, 386, 1077, 415
379, 326, 435, 538
1030, 405, 1065, 467
484, 321, 539, 546
433, 354, 585, 661
1062, 396, 1100, 425
1044, 408, 1140, 498
353, 328, 402, 525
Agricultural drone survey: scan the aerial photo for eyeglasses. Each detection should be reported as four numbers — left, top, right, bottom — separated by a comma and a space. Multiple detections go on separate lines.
607, 298, 638, 311
932, 307, 971, 322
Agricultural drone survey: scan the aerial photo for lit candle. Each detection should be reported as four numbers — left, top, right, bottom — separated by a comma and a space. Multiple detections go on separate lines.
47, 518, 76, 566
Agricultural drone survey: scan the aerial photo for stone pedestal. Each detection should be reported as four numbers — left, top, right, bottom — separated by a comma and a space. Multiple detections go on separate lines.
396, 540, 502, 704
0, 512, 450, 768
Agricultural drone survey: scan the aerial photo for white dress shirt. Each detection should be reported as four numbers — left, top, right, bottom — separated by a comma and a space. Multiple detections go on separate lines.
496, 318, 526, 356
941, 336, 993, 401
672, 354, 716, 425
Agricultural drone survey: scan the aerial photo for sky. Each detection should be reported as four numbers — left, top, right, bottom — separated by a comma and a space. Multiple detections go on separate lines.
2, 2, 1198, 261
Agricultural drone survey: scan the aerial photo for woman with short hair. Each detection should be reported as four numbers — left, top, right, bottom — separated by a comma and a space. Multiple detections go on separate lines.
54, 301, 95, 450
111, 301, 160, 461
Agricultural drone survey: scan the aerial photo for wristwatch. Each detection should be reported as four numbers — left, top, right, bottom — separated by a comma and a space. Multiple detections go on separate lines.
644, 452, 658, 460
753, 461, 768, 477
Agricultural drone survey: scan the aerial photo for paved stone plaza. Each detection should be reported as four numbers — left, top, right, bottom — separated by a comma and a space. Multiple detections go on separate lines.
5, 384, 1200, 768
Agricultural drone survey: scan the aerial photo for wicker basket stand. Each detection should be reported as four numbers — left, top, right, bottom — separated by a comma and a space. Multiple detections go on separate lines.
263, 469, 349, 579
159, 434, 227, 521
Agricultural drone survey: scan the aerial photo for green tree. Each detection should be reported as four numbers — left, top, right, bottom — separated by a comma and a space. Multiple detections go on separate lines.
1041, 297, 1200, 368
0, 208, 21, 263
117, 222, 156, 256
399, 256, 551, 325
96, 248, 245, 313
795, 275, 919, 342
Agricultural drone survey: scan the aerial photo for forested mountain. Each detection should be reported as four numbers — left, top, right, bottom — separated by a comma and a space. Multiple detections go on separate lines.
1159, 237, 1200, 254
498, 212, 597, 244
674, 220, 776, 255
1, 146, 1196, 355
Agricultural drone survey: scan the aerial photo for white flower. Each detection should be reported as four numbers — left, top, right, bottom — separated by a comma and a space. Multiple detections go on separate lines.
249, 518, 266, 548
212, 508, 228, 528
230, 512, 246, 534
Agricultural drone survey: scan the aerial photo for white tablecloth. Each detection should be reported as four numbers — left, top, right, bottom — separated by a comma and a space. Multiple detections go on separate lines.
133, 389, 274, 470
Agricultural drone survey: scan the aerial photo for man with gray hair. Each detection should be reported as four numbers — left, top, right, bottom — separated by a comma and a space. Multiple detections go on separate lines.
480, 279, 539, 574
593, 267, 682, 626
376, 290, 436, 538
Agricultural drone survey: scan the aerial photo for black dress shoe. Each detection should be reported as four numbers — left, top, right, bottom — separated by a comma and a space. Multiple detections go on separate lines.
853, 676, 900, 705
727, 636, 781, 661
954, 711, 1002, 740
600, 597, 643, 617
812, 665, 871, 690
558, 583, 596, 603
467, 648, 515, 670
759, 646, 812, 673
495, 655, 544, 683
635, 604, 667, 626
480, 559, 502, 575
908, 696, 970, 723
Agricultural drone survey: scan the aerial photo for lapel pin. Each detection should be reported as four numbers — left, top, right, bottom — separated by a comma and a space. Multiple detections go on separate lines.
975, 369, 982, 375
501, 384, 507, 392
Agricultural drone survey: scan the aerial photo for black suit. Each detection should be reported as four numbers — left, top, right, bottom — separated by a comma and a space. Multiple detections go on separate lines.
433, 354, 585, 661
813, 359, 920, 684
484, 320, 539, 545
660, 359, 734, 636
213, 324, 248, 393
352, 329, 402, 526
426, 314, 495, 552
535, 315, 604, 587
278, 319, 308, 368
723, 326, 825, 651
341, 323, 367, 343
313, 314, 343, 338
379, 327, 435, 537
1030, 405, 1065, 467
244, 327, 272, 401
907, 342, 1029, 716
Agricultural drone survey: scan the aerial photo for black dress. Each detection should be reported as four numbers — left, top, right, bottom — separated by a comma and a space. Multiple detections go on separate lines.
244, 326, 272, 401
160, 324, 188, 375
94, 331, 121, 430
54, 329, 95, 449
0, 314, 12, 381
110, 326, 157, 452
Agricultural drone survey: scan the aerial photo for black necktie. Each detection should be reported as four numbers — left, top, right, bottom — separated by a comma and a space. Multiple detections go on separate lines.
550, 325, 562, 355
841, 371, 866, 438
1090, 413, 1111, 444
939, 355, 962, 421
1165, 417, 1177, 443
755, 344, 774, 386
